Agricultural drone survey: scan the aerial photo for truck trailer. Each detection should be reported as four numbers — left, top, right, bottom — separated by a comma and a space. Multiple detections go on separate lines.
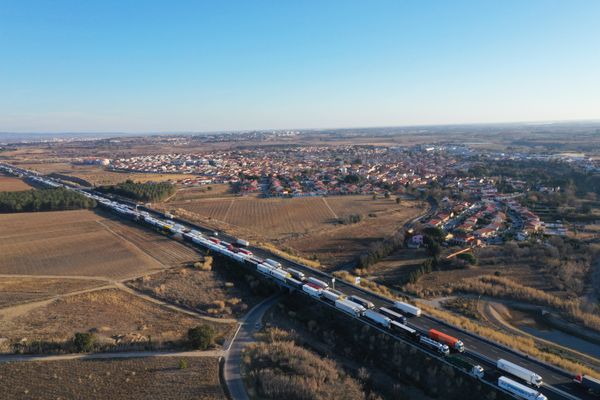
363, 309, 392, 328
574, 374, 600, 394
287, 268, 306, 281
379, 307, 407, 324
236, 238, 250, 247
307, 277, 329, 289
322, 289, 344, 302
264, 258, 282, 268
349, 295, 374, 309
302, 283, 322, 298
390, 321, 420, 340
428, 329, 465, 352
335, 298, 365, 317
393, 301, 421, 317
419, 336, 449, 356
498, 377, 547, 400
497, 359, 543, 388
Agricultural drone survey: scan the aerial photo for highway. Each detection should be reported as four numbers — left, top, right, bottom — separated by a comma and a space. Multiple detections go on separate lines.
0, 162, 592, 400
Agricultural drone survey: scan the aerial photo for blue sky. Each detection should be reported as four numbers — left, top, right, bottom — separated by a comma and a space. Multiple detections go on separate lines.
0, 0, 599, 133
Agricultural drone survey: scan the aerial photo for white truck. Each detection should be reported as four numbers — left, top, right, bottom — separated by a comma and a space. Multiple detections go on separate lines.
322, 289, 344, 302
287, 268, 306, 281
264, 258, 282, 268
497, 359, 543, 388
236, 238, 250, 247
419, 336, 450, 356
393, 301, 421, 317
257, 263, 275, 275
498, 376, 547, 400
302, 283, 322, 298
335, 299, 366, 317
364, 309, 392, 328
350, 295, 374, 309
307, 277, 329, 289
271, 269, 290, 282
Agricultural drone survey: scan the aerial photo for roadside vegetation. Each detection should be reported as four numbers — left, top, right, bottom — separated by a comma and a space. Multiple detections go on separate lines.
0, 188, 96, 212
453, 275, 600, 332
97, 179, 176, 202
243, 337, 368, 400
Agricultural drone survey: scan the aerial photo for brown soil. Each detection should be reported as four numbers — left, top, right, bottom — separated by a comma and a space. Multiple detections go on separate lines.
0, 356, 226, 400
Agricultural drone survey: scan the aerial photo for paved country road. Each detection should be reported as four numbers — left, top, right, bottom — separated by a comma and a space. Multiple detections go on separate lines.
223, 294, 283, 400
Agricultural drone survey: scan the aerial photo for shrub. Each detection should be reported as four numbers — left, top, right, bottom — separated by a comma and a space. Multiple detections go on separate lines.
72, 332, 95, 353
187, 325, 216, 350
178, 359, 188, 369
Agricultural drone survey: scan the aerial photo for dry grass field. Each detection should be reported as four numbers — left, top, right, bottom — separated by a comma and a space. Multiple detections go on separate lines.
0, 175, 33, 191
171, 184, 233, 201
0, 288, 232, 345
0, 277, 106, 308
0, 210, 199, 278
0, 356, 226, 400
128, 265, 261, 318
161, 196, 424, 268
366, 248, 430, 287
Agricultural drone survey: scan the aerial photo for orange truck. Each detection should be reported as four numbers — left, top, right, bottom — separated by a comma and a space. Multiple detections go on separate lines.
428, 329, 465, 352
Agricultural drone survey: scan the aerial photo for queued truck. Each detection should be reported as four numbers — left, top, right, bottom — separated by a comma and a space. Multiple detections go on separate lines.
419, 336, 450, 356
307, 277, 329, 290
428, 329, 465, 352
498, 376, 547, 400
574, 374, 600, 394
236, 238, 250, 247
447, 355, 484, 379
363, 309, 392, 328
350, 295, 374, 310
335, 298, 366, 317
497, 359, 543, 388
393, 301, 421, 317
379, 307, 407, 324
322, 288, 344, 302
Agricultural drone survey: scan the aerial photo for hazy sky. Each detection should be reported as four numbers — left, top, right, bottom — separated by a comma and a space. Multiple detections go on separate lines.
1, 0, 599, 133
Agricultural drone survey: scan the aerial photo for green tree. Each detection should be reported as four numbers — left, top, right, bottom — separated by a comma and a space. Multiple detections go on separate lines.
188, 325, 216, 350
73, 332, 95, 352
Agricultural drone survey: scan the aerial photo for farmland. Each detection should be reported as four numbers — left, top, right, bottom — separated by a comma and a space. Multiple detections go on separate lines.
0, 277, 106, 308
0, 210, 199, 278
0, 174, 33, 192
161, 196, 425, 268
0, 288, 233, 347
0, 356, 226, 400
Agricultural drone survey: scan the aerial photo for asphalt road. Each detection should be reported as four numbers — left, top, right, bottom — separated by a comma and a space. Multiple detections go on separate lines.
223, 294, 283, 400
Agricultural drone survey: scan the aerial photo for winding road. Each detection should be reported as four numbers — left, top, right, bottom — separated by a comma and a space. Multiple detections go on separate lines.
223, 294, 283, 400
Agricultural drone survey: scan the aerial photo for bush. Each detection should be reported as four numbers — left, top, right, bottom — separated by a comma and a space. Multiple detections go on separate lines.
178, 359, 188, 369
337, 214, 362, 224
187, 325, 216, 350
72, 332, 95, 353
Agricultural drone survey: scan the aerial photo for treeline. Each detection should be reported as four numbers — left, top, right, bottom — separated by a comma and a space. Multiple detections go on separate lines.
357, 229, 407, 268
97, 180, 176, 202
0, 188, 96, 213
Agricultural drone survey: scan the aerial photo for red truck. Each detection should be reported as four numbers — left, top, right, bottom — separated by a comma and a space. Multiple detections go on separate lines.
428, 329, 465, 352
